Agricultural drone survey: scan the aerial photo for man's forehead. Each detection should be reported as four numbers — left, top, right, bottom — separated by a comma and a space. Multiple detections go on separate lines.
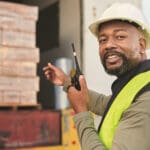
98, 20, 140, 31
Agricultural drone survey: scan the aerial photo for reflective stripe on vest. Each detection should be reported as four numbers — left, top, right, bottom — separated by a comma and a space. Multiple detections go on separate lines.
99, 71, 150, 150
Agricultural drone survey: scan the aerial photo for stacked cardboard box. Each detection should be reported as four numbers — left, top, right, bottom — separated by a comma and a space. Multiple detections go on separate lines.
0, 2, 39, 105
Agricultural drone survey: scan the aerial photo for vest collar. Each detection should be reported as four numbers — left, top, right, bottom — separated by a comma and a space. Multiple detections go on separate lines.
111, 59, 150, 95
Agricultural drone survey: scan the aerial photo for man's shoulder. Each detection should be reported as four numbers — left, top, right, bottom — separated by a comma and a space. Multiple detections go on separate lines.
135, 83, 150, 100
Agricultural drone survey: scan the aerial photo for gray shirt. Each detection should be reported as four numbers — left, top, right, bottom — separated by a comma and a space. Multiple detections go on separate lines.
74, 90, 150, 150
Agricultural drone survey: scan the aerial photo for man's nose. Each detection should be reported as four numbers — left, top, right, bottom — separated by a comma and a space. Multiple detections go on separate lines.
105, 38, 117, 51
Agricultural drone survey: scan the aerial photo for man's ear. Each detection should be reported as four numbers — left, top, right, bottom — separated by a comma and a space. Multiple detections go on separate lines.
139, 37, 146, 53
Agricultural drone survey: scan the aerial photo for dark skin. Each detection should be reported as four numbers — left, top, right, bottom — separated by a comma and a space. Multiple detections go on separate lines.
98, 21, 146, 77
43, 20, 147, 114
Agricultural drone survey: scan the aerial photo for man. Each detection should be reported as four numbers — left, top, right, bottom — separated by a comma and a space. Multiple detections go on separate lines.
43, 3, 150, 150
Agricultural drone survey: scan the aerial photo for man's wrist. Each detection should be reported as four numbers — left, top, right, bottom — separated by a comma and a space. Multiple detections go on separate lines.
63, 77, 72, 92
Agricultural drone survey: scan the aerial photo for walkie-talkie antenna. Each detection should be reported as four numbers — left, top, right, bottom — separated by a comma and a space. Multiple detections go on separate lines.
71, 43, 82, 74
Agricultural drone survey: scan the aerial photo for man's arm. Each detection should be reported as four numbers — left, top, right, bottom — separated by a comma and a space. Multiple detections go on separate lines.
74, 112, 106, 150
73, 91, 111, 150
74, 90, 150, 150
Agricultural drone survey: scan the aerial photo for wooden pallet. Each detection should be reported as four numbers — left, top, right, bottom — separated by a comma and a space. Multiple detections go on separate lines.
0, 103, 42, 110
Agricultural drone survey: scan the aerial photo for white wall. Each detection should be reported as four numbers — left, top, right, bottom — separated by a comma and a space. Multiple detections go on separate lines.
142, 0, 150, 57
82, 0, 116, 95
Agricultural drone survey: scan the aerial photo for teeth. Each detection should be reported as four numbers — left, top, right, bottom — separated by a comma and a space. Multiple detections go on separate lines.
107, 55, 117, 59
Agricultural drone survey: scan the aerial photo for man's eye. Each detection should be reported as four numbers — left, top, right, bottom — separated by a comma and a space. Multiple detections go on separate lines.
116, 35, 126, 40
99, 38, 107, 44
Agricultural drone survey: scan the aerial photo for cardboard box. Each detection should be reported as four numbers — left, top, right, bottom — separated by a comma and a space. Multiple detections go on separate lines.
0, 1, 38, 20
0, 91, 37, 104
0, 61, 37, 77
0, 17, 36, 33
0, 46, 39, 62
0, 76, 39, 91
1, 29, 36, 48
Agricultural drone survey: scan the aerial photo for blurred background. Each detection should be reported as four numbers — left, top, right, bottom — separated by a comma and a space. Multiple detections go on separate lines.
0, 0, 150, 149
2, 0, 150, 110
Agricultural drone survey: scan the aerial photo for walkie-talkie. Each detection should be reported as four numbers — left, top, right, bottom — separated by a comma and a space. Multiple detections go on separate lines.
70, 43, 82, 90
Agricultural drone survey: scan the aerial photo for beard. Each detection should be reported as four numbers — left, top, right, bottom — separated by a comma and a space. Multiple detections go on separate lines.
102, 51, 138, 77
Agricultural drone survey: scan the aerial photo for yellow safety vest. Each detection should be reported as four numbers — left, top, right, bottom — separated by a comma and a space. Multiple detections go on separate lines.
99, 71, 150, 150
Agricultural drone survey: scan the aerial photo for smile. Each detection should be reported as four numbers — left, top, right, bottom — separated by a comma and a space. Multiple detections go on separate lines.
104, 52, 122, 64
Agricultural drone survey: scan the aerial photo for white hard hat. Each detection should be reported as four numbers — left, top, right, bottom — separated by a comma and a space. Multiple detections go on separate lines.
89, 2, 150, 49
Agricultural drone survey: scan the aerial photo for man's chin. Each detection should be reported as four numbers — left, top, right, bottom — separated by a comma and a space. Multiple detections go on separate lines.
105, 68, 119, 76
102, 54, 129, 76
105, 65, 126, 76
106, 64, 121, 72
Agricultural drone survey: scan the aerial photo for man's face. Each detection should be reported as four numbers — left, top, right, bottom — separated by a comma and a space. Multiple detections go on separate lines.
98, 21, 146, 76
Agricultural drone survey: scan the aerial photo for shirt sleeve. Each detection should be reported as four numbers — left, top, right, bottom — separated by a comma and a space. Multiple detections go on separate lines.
88, 90, 111, 115
74, 90, 150, 150
73, 90, 111, 150
74, 111, 106, 150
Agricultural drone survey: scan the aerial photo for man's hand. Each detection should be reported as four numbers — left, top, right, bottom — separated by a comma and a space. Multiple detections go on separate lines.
67, 75, 89, 113
43, 62, 68, 86
43, 63, 89, 113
